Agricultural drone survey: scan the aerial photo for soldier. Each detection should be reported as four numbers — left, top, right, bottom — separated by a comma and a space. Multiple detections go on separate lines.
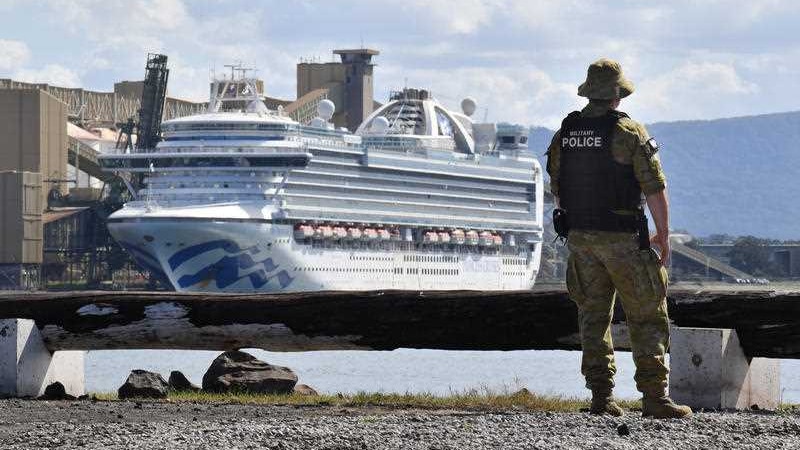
546, 58, 692, 419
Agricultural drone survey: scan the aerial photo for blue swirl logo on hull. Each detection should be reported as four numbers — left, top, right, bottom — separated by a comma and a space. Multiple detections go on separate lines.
169, 239, 293, 291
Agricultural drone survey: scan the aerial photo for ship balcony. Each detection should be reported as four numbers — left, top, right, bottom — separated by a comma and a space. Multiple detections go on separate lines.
99, 150, 312, 172
103, 138, 304, 154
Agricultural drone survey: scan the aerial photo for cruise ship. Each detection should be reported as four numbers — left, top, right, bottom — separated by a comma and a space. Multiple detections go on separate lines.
99, 75, 544, 292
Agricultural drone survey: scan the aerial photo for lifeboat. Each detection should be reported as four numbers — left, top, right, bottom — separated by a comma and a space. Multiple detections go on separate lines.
438, 231, 451, 244
492, 234, 503, 246
333, 226, 348, 239
347, 227, 362, 240
423, 231, 439, 244
293, 223, 314, 240
318, 225, 334, 238
479, 231, 494, 246
451, 229, 466, 245
377, 228, 391, 240
363, 227, 378, 240
465, 230, 479, 245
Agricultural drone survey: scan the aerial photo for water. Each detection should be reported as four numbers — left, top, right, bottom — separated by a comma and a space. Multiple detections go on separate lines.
87, 350, 800, 403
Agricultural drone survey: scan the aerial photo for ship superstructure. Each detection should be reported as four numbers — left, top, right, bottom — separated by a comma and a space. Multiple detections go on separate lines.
99, 75, 544, 293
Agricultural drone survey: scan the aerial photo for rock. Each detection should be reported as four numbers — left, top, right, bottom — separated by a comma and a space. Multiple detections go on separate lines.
38, 382, 77, 400
202, 350, 297, 394
513, 388, 532, 397
118, 370, 169, 399
169, 371, 201, 392
293, 384, 319, 396
617, 423, 631, 436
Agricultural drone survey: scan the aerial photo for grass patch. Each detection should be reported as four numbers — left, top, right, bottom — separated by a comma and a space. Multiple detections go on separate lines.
88, 390, 800, 413
93, 387, 644, 412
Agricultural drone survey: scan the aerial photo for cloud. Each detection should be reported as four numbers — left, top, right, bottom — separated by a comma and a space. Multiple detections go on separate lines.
15, 0, 296, 101
632, 62, 758, 120
709, 0, 800, 26
2, 0, 800, 124
645, 61, 757, 97
14, 64, 81, 87
52, 0, 189, 32
504, 0, 582, 30
0, 39, 30, 70
403, 0, 498, 34
378, 64, 578, 129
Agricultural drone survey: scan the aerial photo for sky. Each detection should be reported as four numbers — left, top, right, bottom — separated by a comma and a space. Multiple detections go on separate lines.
0, 0, 798, 128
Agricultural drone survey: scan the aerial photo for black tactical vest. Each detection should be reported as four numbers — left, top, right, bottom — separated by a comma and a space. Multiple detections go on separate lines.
557, 110, 643, 232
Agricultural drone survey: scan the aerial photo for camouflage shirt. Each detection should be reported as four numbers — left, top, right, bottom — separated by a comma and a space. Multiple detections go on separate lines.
546, 102, 667, 198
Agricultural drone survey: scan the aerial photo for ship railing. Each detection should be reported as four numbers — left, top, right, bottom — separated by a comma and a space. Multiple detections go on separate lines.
362, 136, 456, 155
304, 238, 532, 256
99, 146, 309, 162
131, 192, 272, 204
102, 138, 306, 156
279, 210, 543, 235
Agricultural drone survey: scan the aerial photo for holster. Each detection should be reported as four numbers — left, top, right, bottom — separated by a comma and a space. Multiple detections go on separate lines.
553, 208, 569, 241
637, 213, 650, 250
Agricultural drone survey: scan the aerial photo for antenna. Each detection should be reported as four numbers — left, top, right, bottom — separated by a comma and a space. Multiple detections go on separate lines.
223, 63, 235, 79
234, 65, 254, 80
223, 61, 244, 79
483, 107, 488, 122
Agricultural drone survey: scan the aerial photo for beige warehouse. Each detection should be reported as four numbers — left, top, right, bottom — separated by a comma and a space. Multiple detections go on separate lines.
0, 89, 67, 205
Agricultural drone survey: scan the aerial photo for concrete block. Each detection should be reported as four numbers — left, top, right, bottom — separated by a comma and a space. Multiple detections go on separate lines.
669, 327, 780, 410
0, 319, 84, 397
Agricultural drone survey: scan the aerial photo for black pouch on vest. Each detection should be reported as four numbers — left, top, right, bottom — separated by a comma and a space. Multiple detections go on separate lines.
553, 208, 569, 242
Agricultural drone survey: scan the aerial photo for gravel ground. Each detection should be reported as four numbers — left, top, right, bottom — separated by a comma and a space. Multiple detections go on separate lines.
0, 400, 798, 449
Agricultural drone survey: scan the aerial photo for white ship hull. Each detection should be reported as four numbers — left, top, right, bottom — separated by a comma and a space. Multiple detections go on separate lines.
109, 217, 541, 293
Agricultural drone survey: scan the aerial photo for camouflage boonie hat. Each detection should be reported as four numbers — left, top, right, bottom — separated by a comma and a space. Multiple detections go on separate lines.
577, 58, 634, 100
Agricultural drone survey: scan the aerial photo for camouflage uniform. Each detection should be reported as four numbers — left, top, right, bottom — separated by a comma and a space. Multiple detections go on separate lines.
546, 69, 671, 397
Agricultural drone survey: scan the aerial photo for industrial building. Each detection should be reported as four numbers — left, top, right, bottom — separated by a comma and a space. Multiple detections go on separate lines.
297, 49, 379, 131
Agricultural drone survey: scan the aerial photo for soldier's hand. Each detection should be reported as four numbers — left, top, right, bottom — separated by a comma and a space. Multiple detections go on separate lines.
650, 234, 670, 266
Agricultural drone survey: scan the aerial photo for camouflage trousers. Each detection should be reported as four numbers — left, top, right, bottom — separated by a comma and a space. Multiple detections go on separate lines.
566, 230, 670, 396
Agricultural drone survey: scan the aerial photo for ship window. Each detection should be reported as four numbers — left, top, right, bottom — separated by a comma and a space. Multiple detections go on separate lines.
500, 136, 516, 144
436, 110, 455, 137
520, 136, 528, 144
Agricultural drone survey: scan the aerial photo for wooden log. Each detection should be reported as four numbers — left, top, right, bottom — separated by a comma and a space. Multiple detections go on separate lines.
0, 290, 797, 358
